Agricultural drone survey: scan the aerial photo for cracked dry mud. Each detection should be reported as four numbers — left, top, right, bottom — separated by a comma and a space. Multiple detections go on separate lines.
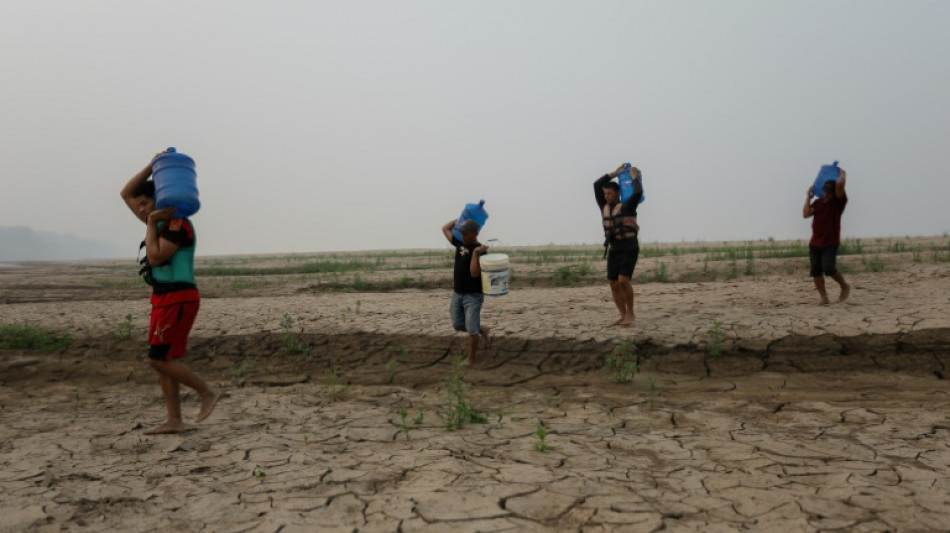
2, 254, 950, 532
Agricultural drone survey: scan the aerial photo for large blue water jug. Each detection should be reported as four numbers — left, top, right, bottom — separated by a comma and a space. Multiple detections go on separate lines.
618, 163, 645, 204
452, 200, 488, 241
152, 147, 200, 217
812, 161, 839, 200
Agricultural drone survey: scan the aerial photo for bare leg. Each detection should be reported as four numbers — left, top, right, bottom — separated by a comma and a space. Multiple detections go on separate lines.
831, 272, 850, 302
609, 281, 625, 325
145, 372, 187, 434
617, 275, 635, 325
479, 325, 491, 349
813, 276, 830, 305
464, 334, 478, 365
148, 359, 221, 423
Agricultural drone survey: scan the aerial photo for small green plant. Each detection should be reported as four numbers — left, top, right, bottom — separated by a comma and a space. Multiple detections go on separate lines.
604, 340, 638, 383
73, 383, 84, 411
912, 247, 923, 263
727, 258, 739, 280
576, 262, 592, 276
396, 408, 412, 440
443, 356, 488, 430
653, 262, 669, 282
254, 469, 267, 483
395, 344, 408, 359
385, 358, 398, 384
862, 256, 886, 272
708, 319, 726, 356
552, 266, 579, 287
0, 322, 71, 351
116, 314, 135, 340
279, 313, 311, 357
535, 422, 550, 452
414, 408, 424, 425
744, 257, 756, 277
355, 300, 362, 315
227, 361, 252, 379
645, 376, 657, 409
326, 365, 349, 402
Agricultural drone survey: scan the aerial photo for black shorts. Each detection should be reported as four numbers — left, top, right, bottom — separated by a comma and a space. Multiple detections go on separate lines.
606, 241, 639, 281
809, 245, 839, 277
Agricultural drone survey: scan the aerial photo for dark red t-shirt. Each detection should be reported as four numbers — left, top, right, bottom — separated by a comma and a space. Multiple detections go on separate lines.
810, 194, 848, 247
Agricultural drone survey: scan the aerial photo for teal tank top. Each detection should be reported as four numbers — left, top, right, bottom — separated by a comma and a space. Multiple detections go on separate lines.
149, 219, 197, 290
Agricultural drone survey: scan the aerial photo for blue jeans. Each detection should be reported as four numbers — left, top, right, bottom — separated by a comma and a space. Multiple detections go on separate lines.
450, 292, 484, 336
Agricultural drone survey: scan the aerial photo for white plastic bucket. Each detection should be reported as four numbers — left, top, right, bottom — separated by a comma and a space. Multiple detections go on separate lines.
480, 253, 509, 296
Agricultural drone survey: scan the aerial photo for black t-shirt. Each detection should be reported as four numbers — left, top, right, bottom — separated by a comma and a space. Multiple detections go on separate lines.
451, 237, 483, 294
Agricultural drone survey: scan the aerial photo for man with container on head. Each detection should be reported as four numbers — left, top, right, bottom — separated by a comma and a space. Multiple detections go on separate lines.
803, 166, 851, 305
594, 164, 643, 326
441, 218, 491, 365
120, 150, 221, 434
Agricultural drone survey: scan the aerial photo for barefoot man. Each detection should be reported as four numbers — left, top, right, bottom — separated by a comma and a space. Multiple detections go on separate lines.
594, 164, 643, 326
121, 151, 221, 434
441, 218, 491, 365
803, 166, 851, 304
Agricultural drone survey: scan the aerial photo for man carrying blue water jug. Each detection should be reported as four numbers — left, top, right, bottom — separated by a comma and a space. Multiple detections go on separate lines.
594, 164, 643, 326
441, 218, 491, 365
803, 166, 851, 305
120, 151, 221, 434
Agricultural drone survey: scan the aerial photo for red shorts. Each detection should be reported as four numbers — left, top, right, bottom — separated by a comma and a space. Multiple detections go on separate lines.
148, 290, 200, 361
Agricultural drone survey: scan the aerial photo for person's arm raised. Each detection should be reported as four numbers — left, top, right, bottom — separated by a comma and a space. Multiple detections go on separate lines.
836, 168, 847, 198
803, 186, 816, 218
441, 219, 457, 244
120, 151, 165, 224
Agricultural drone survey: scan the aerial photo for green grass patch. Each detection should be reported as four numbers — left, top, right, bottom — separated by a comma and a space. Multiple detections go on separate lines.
0, 322, 71, 351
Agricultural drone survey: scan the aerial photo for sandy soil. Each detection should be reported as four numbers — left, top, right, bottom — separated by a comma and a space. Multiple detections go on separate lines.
1, 241, 949, 532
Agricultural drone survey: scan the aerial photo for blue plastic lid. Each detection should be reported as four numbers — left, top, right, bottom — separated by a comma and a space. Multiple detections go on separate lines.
153, 147, 195, 167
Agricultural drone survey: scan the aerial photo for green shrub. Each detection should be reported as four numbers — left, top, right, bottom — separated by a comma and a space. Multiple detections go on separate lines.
0, 322, 71, 351
604, 340, 637, 383
552, 266, 580, 286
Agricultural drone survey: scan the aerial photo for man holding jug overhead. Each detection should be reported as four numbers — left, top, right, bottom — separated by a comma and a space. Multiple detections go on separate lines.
441, 218, 491, 365
120, 150, 221, 434
803, 166, 851, 305
594, 164, 643, 326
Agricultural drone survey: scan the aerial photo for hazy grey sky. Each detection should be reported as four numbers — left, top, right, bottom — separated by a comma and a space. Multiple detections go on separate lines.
2, 0, 948, 257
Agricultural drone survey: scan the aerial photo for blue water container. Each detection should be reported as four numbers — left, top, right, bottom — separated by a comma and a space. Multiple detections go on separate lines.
812, 161, 840, 200
452, 200, 488, 241
152, 147, 200, 217
617, 163, 645, 204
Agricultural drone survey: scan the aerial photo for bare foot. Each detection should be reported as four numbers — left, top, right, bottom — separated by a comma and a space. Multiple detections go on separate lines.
612, 317, 625, 326
618, 317, 634, 326
195, 391, 222, 423
479, 328, 492, 349
819, 297, 831, 305
144, 421, 187, 435
838, 284, 851, 303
